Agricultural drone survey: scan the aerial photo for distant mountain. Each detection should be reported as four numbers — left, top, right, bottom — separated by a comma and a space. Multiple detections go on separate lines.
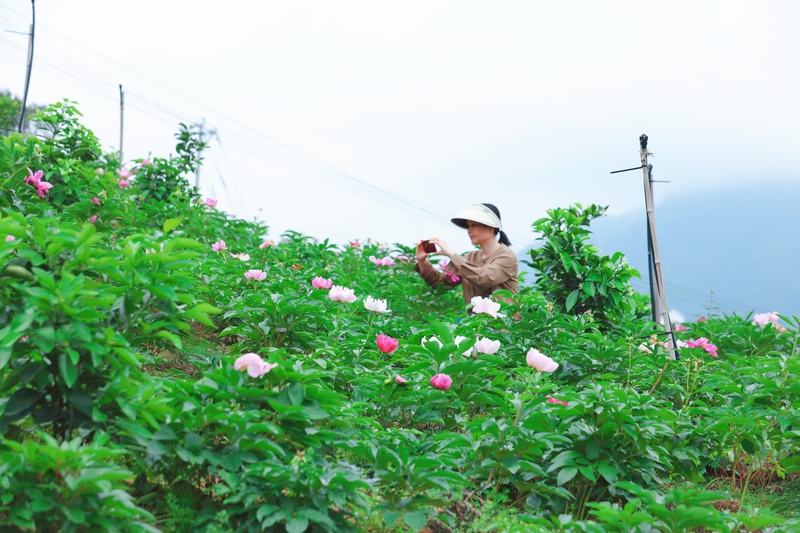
520, 182, 800, 321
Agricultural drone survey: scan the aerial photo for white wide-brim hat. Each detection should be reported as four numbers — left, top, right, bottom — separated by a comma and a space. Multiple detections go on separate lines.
451, 204, 503, 230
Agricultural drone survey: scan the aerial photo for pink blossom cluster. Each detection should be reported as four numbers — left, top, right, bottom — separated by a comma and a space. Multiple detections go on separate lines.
684, 337, 718, 358
24, 169, 53, 197
234, 353, 278, 378
753, 312, 780, 327
369, 255, 394, 266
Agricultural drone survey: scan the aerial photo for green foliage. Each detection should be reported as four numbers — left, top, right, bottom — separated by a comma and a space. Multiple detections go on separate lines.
527, 204, 641, 322
0, 432, 157, 532
2, 102, 800, 532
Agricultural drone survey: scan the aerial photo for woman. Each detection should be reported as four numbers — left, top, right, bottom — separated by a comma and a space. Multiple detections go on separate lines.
415, 203, 518, 305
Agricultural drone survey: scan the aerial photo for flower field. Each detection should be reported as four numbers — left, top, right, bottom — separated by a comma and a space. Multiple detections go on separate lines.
1, 103, 799, 532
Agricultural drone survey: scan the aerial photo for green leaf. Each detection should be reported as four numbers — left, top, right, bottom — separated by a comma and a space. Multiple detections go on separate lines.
557, 466, 578, 486
565, 290, 580, 312
597, 463, 618, 483
163, 217, 183, 234
285, 516, 309, 533
59, 353, 78, 388
155, 330, 183, 349
403, 510, 428, 532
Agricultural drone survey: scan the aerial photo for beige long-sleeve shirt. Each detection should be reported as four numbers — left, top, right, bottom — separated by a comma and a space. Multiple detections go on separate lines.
415, 245, 519, 304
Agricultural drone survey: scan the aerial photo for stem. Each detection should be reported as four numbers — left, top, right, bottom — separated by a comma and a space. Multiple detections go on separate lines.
513, 371, 538, 426
625, 342, 633, 389
647, 355, 671, 395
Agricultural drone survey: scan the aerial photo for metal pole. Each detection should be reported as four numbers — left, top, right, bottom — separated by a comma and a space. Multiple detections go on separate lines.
119, 85, 124, 164
639, 134, 677, 359
17, 1, 36, 133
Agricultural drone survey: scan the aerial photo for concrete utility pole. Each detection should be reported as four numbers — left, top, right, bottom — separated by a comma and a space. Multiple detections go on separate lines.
17, 0, 36, 134
119, 85, 124, 163
639, 134, 677, 360
193, 119, 217, 188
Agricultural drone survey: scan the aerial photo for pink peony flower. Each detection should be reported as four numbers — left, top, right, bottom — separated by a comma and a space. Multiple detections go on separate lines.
474, 337, 500, 354
118, 168, 131, 179
328, 285, 356, 303
349, 241, 361, 248
312, 276, 333, 289
230, 253, 250, 261
211, 240, 227, 252
430, 373, 453, 390
696, 317, 707, 323
395, 375, 408, 384
204, 198, 218, 208
95, 168, 105, 175
364, 295, 390, 314
376, 334, 399, 354
703, 343, 719, 358
369, 255, 394, 266
674, 323, 687, 332
89, 215, 97, 224
244, 269, 266, 281
684, 337, 709, 349
141, 158, 151, 166
234, 352, 278, 378
753, 312, 780, 327
526, 348, 559, 372
5, 235, 14, 242
470, 296, 504, 318
92, 197, 99, 205
546, 395, 569, 406
259, 240, 274, 249
638, 343, 652, 354
118, 179, 130, 188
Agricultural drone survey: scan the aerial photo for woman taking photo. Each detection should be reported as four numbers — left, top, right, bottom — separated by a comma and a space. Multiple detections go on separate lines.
415, 203, 518, 304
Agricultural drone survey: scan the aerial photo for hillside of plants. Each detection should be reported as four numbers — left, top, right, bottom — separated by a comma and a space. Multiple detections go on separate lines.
1, 102, 799, 532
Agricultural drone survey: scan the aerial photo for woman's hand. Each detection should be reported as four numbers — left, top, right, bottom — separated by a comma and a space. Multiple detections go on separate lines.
428, 237, 455, 259
415, 241, 430, 263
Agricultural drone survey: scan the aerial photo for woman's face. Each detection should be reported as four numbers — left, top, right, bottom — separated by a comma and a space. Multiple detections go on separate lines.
466, 220, 495, 246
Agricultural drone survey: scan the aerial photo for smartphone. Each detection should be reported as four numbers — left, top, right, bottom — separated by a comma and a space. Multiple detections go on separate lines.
421, 240, 437, 253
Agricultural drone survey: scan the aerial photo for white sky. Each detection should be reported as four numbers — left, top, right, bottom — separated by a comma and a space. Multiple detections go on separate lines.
1, 1, 798, 253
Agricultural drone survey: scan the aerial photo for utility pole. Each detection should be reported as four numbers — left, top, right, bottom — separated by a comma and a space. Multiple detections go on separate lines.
119, 84, 124, 164
610, 135, 677, 360
194, 118, 217, 188
17, 0, 36, 134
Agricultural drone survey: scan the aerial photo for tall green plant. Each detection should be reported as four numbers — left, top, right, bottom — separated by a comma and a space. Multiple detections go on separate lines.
527, 204, 641, 322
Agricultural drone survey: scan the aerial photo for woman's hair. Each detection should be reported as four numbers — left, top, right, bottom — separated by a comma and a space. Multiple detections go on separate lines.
481, 203, 512, 246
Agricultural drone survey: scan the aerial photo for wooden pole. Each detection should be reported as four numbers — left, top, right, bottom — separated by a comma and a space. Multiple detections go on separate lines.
639, 135, 677, 359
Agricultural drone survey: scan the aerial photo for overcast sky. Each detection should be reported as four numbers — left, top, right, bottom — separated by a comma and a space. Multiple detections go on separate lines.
2, 1, 798, 255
